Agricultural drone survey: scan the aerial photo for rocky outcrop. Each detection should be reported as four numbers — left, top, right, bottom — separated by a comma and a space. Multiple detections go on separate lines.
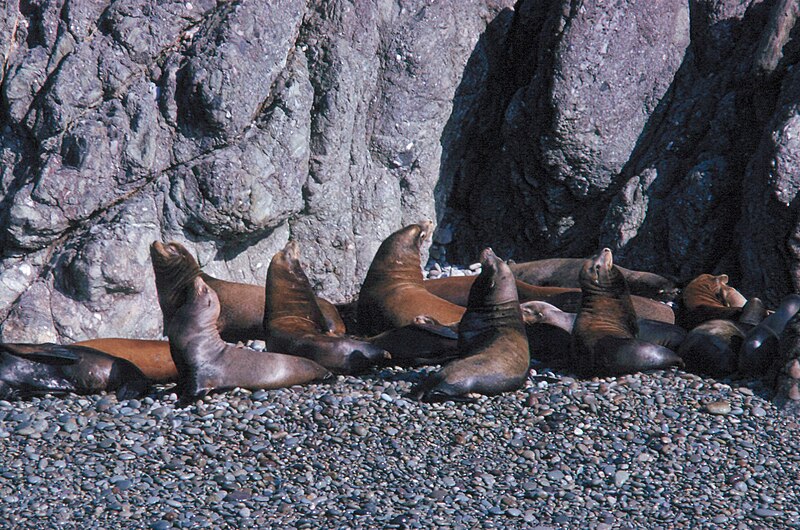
0, 0, 514, 342
2, 0, 800, 343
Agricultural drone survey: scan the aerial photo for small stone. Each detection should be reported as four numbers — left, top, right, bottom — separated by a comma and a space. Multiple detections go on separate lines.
751, 406, 767, 417
753, 508, 783, 517
705, 401, 732, 415
614, 470, 630, 487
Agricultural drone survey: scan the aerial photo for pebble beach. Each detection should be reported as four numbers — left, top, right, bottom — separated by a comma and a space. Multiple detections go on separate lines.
0, 366, 798, 529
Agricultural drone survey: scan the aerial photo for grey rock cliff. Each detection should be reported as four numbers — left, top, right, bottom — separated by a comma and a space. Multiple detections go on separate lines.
2, 0, 800, 343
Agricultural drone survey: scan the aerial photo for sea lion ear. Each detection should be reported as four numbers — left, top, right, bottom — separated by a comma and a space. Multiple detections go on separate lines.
717, 274, 729, 285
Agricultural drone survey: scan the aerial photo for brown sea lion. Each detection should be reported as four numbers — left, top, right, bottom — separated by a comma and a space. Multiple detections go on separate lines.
264, 241, 390, 374
150, 241, 345, 343
521, 301, 686, 366
678, 273, 748, 330
424, 275, 573, 307
166, 276, 331, 406
0, 343, 151, 400
409, 248, 530, 402
509, 258, 679, 301
357, 222, 466, 335
571, 249, 683, 377
73, 338, 176, 383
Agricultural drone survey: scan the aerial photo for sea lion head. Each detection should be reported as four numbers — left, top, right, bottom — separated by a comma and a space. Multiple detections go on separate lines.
579, 248, 626, 294
150, 241, 204, 323
368, 221, 434, 272
467, 248, 519, 307
150, 241, 201, 276
521, 300, 573, 327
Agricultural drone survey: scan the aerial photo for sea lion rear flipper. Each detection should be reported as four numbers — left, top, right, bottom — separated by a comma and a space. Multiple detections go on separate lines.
115, 380, 152, 400
0, 343, 80, 365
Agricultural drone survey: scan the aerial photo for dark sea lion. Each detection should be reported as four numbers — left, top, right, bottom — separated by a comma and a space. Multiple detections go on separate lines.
739, 294, 800, 376
409, 248, 530, 402
264, 241, 390, 374
73, 338, 176, 383
571, 249, 683, 377
166, 276, 331, 406
676, 297, 767, 377
521, 301, 686, 365
367, 316, 460, 367
678, 273, 747, 330
357, 222, 466, 335
0, 343, 151, 400
423, 275, 573, 307
509, 258, 679, 301
677, 319, 744, 377
150, 241, 345, 342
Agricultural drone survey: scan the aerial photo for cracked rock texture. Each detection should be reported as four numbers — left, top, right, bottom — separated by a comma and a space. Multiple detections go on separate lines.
1, 0, 800, 342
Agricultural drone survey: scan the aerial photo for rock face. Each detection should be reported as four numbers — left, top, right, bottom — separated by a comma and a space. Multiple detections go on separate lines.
1, 0, 799, 342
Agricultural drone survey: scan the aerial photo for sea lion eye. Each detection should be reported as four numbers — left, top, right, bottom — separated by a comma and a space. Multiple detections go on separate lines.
419, 231, 426, 240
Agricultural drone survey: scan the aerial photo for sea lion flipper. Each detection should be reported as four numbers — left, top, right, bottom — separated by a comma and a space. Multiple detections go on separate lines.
0, 343, 80, 365
115, 380, 152, 400
410, 317, 459, 340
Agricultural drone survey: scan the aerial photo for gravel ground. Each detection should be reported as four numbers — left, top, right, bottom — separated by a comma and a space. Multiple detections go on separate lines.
0, 365, 798, 529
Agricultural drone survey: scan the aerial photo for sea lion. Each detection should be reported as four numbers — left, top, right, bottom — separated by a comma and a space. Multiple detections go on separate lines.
357, 222, 466, 335
509, 258, 679, 301
739, 294, 800, 375
541, 290, 676, 324
367, 316, 460, 367
571, 249, 683, 377
676, 297, 768, 377
150, 241, 345, 343
678, 273, 748, 330
166, 276, 331, 406
424, 275, 573, 307
0, 343, 151, 400
73, 338, 176, 383
409, 248, 530, 402
264, 241, 390, 374
521, 301, 686, 365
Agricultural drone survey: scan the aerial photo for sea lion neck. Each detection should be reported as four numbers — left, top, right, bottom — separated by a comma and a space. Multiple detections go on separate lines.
167, 280, 228, 357
265, 245, 328, 331
151, 241, 203, 322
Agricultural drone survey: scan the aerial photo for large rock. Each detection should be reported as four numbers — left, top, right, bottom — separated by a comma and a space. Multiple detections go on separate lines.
0, 0, 514, 341
2, 0, 800, 343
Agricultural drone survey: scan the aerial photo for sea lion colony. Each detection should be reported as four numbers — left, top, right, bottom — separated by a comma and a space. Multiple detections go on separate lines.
1, 222, 798, 404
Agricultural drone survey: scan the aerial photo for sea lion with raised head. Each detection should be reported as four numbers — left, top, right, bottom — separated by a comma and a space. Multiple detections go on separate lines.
571, 249, 683, 377
409, 248, 530, 402
678, 273, 748, 330
166, 276, 331, 406
509, 258, 679, 301
357, 222, 466, 335
0, 343, 151, 400
264, 241, 390, 374
150, 241, 345, 343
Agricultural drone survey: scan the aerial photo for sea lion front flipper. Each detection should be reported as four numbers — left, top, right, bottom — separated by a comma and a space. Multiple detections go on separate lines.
0, 343, 80, 365
411, 316, 459, 339
598, 337, 684, 376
